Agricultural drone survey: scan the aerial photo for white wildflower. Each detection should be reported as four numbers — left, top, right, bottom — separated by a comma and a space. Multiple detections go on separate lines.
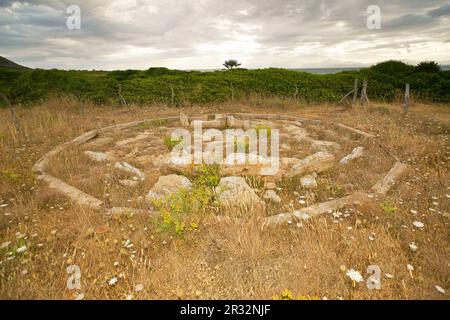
108, 277, 118, 286
407, 264, 414, 271
409, 242, 418, 252
134, 284, 144, 292
16, 245, 27, 254
413, 221, 424, 229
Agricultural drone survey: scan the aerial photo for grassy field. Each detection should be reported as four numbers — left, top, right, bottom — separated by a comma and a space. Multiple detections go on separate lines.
0, 97, 449, 300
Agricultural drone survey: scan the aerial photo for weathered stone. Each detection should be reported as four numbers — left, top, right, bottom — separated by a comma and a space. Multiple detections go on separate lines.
340, 147, 364, 165
372, 162, 409, 195
300, 175, 318, 189
84, 151, 114, 162
263, 190, 281, 204
263, 192, 367, 227
119, 179, 139, 187
286, 152, 335, 177
146, 174, 192, 202
37, 174, 103, 210
215, 176, 264, 211
310, 140, 341, 152
114, 161, 145, 180
283, 125, 309, 140
190, 119, 227, 129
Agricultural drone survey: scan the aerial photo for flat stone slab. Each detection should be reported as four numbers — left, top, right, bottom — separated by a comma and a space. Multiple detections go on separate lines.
84, 151, 114, 162
114, 161, 145, 180
300, 175, 318, 189
263, 191, 367, 227
340, 147, 364, 165
263, 190, 281, 204
146, 174, 193, 203
372, 162, 409, 195
38, 174, 103, 210
215, 176, 264, 211
287, 152, 335, 177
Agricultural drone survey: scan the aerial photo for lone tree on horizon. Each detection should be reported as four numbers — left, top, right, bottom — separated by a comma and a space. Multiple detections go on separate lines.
223, 59, 241, 69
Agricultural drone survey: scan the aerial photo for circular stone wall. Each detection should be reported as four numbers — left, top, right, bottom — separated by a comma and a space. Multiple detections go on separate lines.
33, 113, 409, 226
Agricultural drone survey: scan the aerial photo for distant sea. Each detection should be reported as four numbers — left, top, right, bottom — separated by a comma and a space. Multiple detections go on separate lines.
292, 65, 450, 74
196, 65, 450, 74
290, 67, 360, 74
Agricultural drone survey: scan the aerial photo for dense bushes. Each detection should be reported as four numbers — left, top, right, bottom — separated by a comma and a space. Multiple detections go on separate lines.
1, 60, 449, 107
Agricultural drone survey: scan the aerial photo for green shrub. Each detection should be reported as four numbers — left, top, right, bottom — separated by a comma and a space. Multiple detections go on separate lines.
2, 60, 449, 106
163, 135, 183, 151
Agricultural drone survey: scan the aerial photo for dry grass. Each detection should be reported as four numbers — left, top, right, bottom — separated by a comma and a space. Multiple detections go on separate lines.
0, 97, 448, 300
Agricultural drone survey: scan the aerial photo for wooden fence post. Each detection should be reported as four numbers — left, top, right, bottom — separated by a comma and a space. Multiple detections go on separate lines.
360, 79, 369, 106
403, 83, 410, 113
294, 83, 299, 101
230, 82, 235, 101
353, 79, 358, 105
170, 84, 175, 106
118, 84, 127, 106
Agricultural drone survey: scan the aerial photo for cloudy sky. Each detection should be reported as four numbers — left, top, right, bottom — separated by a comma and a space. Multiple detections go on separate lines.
1, 0, 449, 70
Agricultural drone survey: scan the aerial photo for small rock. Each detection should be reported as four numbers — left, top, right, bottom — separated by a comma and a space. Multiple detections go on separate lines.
84, 151, 113, 162
146, 174, 193, 203
263, 190, 281, 204
435, 285, 446, 294
134, 284, 144, 292
300, 175, 317, 189
339, 147, 364, 165
119, 179, 139, 188
114, 161, 145, 181
74, 293, 85, 300
215, 177, 264, 211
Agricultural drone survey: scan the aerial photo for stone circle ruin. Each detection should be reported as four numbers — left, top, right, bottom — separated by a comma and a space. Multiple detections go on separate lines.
32, 113, 409, 227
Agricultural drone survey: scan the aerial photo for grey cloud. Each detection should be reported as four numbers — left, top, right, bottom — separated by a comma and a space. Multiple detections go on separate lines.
428, 4, 450, 17
0, 0, 449, 69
